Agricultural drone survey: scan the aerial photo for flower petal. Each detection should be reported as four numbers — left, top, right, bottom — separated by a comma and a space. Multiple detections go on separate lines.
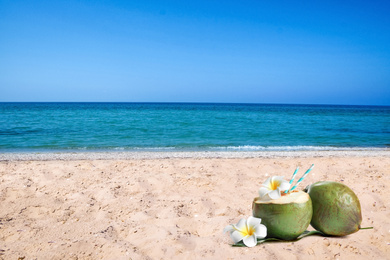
273, 176, 290, 190
258, 187, 270, 198
234, 218, 247, 231
223, 224, 235, 234
279, 182, 291, 191
230, 230, 246, 244
243, 234, 257, 247
262, 177, 272, 187
254, 223, 267, 239
268, 188, 281, 200
246, 216, 261, 229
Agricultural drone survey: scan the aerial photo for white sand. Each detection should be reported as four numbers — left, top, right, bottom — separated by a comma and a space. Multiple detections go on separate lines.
1, 152, 389, 259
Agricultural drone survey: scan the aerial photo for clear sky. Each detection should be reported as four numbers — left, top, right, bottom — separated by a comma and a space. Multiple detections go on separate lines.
1, 0, 389, 105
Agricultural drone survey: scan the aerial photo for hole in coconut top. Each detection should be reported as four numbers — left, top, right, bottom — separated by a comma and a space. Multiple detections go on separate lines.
254, 190, 310, 204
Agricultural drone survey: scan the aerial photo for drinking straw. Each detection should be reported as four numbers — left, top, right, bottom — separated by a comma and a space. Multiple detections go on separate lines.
284, 167, 299, 194
288, 164, 314, 192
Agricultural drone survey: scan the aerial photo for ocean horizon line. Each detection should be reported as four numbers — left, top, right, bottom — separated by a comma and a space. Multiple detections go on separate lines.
1, 101, 389, 108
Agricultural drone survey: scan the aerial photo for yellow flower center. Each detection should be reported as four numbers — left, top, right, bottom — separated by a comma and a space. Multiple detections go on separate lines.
241, 226, 255, 236
269, 180, 280, 190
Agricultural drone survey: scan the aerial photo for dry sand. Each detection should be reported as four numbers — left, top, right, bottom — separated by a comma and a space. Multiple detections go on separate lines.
1, 152, 389, 259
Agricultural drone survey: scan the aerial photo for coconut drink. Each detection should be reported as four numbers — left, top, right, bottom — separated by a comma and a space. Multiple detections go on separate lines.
253, 190, 313, 240
224, 165, 369, 247
304, 181, 362, 236
252, 167, 314, 241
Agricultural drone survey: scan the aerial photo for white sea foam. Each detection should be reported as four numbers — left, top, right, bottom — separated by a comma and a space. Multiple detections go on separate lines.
132, 147, 176, 150
210, 145, 388, 152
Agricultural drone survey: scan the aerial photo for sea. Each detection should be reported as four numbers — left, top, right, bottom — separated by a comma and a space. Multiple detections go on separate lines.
0, 102, 389, 153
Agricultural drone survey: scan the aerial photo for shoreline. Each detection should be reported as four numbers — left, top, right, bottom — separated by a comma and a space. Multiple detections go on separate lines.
1, 149, 389, 161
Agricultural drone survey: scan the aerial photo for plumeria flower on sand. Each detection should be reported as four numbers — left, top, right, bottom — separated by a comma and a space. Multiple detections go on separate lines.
259, 176, 290, 201
223, 216, 267, 247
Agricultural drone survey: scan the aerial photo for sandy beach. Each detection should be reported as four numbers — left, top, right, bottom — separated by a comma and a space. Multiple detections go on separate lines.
1, 151, 389, 259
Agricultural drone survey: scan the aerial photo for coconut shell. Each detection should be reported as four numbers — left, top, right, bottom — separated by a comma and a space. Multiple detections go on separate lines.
305, 181, 362, 236
252, 191, 313, 240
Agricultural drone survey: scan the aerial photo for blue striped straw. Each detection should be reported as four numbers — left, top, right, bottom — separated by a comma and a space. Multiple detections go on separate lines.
288, 164, 314, 192
284, 167, 299, 194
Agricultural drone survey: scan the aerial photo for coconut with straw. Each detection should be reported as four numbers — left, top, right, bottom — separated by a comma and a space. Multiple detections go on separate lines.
253, 165, 314, 240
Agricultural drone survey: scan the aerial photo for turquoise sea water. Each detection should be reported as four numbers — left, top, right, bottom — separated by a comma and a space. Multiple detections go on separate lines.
0, 102, 389, 152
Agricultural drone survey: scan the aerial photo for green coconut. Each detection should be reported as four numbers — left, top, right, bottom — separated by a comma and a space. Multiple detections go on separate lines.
252, 190, 313, 240
304, 181, 362, 236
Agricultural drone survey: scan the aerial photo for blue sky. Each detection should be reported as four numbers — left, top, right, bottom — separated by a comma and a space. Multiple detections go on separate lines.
1, 0, 389, 105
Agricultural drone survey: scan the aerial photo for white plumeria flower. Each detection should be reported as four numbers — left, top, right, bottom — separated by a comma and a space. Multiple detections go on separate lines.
258, 176, 290, 201
223, 216, 267, 247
